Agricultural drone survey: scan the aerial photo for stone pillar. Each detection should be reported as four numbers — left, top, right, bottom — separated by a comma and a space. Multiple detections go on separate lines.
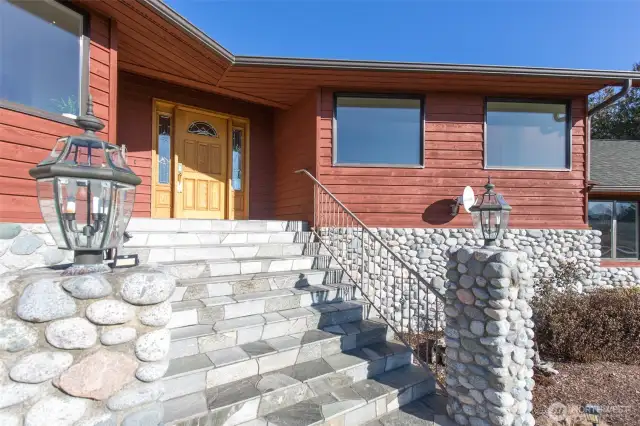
0, 265, 175, 425
444, 246, 535, 426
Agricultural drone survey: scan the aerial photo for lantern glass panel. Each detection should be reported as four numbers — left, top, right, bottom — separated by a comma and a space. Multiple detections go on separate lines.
35, 178, 68, 248
59, 139, 108, 168
106, 183, 136, 247
56, 177, 114, 250
41, 137, 68, 165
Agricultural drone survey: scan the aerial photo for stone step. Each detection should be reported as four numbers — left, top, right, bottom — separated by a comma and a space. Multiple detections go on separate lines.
364, 392, 454, 426
126, 218, 308, 233
167, 284, 362, 329
171, 269, 347, 302
121, 242, 322, 264
168, 301, 370, 360
124, 231, 313, 247
156, 255, 335, 280
259, 364, 436, 426
162, 319, 391, 397
161, 341, 420, 425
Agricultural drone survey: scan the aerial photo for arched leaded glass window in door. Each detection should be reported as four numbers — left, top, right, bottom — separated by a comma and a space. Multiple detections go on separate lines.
188, 121, 218, 137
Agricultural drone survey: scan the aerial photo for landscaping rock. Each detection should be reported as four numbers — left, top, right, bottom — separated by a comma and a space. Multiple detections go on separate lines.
57, 349, 138, 400
121, 403, 164, 426
100, 326, 137, 346
74, 410, 116, 426
45, 317, 97, 349
0, 223, 22, 239
10, 351, 74, 383
10, 234, 43, 255
117, 269, 175, 305
62, 275, 112, 299
86, 299, 135, 325
106, 381, 164, 411
137, 300, 172, 326
135, 360, 169, 382
24, 395, 88, 426
0, 318, 38, 352
134, 329, 171, 362
16, 280, 77, 322
0, 381, 40, 409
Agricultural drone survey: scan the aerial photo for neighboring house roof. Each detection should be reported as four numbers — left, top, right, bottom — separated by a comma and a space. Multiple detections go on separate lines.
591, 139, 640, 191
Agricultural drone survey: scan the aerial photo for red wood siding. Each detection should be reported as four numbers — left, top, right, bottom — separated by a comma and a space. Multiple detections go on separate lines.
117, 72, 275, 219
317, 89, 588, 229
0, 10, 115, 223
273, 90, 318, 224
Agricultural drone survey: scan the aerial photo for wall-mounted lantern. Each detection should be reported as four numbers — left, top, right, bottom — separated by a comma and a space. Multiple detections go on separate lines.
29, 97, 141, 274
469, 178, 511, 246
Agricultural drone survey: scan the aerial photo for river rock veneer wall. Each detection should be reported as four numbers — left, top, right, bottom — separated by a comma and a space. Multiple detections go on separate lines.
321, 227, 640, 293
0, 266, 175, 425
444, 246, 535, 426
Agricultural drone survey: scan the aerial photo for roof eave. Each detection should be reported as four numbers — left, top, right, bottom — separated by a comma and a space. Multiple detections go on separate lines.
139, 0, 640, 85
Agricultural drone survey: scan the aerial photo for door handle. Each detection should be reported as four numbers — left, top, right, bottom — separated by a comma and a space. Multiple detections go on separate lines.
177, 162, 183, 193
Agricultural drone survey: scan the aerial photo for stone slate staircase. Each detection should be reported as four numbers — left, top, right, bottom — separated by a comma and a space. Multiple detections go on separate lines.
122, 219, 436, 426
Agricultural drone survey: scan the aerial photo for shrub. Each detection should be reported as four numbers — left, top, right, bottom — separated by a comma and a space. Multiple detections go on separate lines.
532, 261, 640, 364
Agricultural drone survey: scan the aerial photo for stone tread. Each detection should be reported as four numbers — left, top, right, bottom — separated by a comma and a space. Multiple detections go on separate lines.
162, 343, 426, 425
175, 268, 344, 286
256, 364, 435, 426
163, 319, 389, 380
362, 393, 454, 426
154, 254, 331, 269
171, 283, 359, 312
170, 300, 369, 342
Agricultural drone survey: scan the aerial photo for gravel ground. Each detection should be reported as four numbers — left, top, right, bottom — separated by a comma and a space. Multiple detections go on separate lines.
533, 362, 640, 425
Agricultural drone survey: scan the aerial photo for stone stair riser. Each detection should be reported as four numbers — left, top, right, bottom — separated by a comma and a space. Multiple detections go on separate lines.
158, 256, 334, 280
124, 231, 313, 247
168, 287, 362, 329
126, 219, 308, 233
123, 243, 321, 264
169, 305, 367, 360
170, 270, 346, 302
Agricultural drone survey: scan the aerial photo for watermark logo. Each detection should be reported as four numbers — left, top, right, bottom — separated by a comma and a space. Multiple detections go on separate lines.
547, 402, 569, 422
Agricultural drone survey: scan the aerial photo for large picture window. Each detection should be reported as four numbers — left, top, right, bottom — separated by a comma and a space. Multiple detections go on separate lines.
486, 100, 571, 170
588, 200, 639, 260
334, 95, 424, 167
1, 0, 85, 117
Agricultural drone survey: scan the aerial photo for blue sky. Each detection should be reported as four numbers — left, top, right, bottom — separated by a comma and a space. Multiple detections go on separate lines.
164, 0, 639, 71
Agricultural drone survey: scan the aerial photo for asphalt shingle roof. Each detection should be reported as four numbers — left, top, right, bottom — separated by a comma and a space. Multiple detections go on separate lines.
591, 139, 640, 188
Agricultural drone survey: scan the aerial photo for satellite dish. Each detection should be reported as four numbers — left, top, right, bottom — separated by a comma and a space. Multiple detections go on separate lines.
462, 186, 475, 213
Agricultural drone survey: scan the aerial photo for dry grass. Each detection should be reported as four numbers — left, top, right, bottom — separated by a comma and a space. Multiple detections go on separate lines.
533, 361, 640, 426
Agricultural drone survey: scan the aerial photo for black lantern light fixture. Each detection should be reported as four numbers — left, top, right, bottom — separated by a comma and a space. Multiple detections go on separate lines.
469, 177, 512, 246
29, 96, 141, 274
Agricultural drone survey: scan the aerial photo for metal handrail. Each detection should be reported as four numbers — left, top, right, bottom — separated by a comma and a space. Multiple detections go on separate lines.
296, 169, 446, 390
296, 169, 445, 303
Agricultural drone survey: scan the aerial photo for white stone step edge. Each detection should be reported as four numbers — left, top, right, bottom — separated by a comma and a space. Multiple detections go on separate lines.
167, 285, 362, 329
124, 231, 312, 247
171, 269, 342, 302
127, 218, 308, 233
155, 255, 335, 280
124, 243, 320, 263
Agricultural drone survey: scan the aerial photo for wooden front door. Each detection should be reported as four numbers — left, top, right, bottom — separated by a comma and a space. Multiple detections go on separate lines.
174, 108, 228, 219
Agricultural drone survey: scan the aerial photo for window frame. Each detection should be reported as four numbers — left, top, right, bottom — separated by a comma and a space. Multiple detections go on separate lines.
0, 0, 90, 125
483, 97, 573, 171
588, 199, 640, 260
332, 92, 426, 169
